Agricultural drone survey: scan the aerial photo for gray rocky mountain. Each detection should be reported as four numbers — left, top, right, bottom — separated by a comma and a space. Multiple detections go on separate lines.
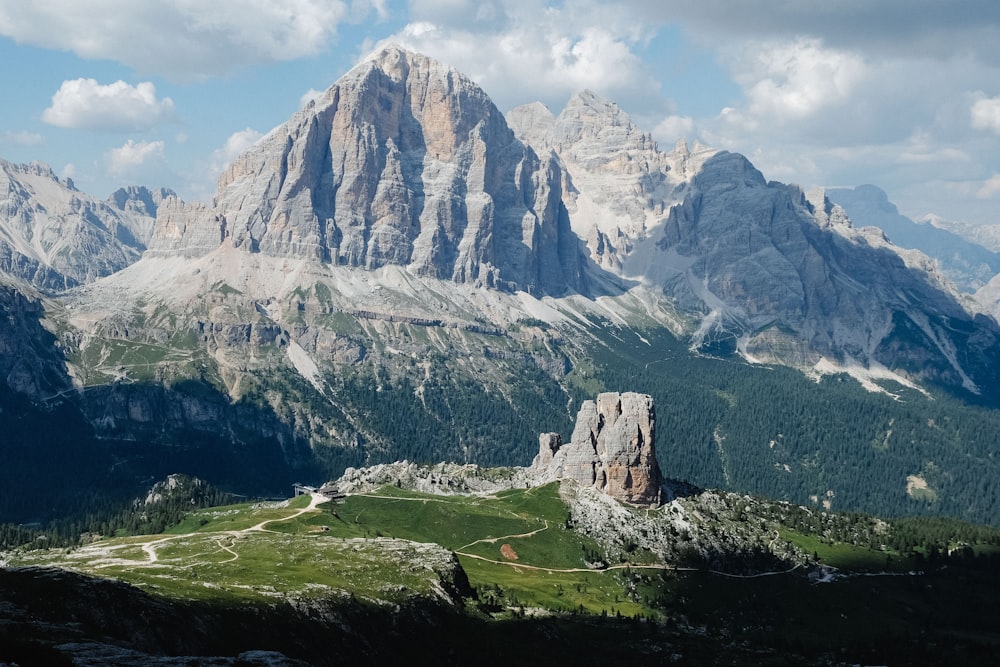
508, 93, 708, 272
826, 185, 1000, 292
925, 213, 1000, 253
150, 45, 585, 296
534, 392, 662, 505
3, 46, 1000, 525
511, 91, 999, 393
107, 185, 174, 246
0, 160, 156, 290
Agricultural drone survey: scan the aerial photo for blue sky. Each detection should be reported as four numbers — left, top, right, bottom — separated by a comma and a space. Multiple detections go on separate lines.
1, 0, 999, 226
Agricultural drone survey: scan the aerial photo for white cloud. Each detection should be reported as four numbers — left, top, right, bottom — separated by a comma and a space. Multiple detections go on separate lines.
42, 79, 175, 131
0, 1, 383, 80
386, 2, 660, 113
0, 130, 44, 145
621, 0, 1000, 65
971, 96, 1000, 133
898, 131, 971, 164
299, 88, 326, 108
61, 163, 76, 180
730, 38, 866, 122
652, 115, 694, 143
977, 174, 1000, 199
107, 139, 165, 175
209, 128, 264, 177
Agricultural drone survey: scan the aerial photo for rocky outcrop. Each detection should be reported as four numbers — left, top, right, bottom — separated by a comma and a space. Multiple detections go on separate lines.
534, 392, 662, 505
149, 45, 585, 296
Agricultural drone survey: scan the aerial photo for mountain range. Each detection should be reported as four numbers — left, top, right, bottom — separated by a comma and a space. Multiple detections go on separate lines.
2, 45, 1000, 525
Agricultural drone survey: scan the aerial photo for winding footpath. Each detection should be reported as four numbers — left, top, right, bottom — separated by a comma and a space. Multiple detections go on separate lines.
134, 492, 326, 566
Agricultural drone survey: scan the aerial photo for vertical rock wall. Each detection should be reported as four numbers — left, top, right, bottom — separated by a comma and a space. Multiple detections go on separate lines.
534, 391, 662, 505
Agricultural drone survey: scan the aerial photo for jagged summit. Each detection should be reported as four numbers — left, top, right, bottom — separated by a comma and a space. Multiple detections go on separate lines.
150, 44, 585, 296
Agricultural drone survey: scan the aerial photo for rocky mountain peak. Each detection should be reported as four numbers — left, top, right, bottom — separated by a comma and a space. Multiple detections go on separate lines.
109, 185, 176, 219
533, 392, 663, 506
522, 89, 661, 167
152, 45, 584, 296
509, 90, 679, 272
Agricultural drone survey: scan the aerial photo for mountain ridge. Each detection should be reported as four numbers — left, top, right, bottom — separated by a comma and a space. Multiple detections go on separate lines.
2, 45, 1000, 528
0, 160, 165, 290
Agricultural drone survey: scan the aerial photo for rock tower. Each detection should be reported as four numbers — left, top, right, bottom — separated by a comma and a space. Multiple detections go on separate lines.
533, 392, 662, 505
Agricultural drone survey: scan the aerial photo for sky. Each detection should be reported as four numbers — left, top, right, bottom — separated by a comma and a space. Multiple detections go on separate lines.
1, 1, 999, 226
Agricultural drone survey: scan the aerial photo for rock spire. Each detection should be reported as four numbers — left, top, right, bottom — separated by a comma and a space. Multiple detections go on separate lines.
534, 391, 662, 505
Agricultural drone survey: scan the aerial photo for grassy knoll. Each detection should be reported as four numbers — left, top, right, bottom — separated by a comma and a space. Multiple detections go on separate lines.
780, 529, 909, 571
165, 495, 312, 534
299, 483, 663, 616
6, 484, 669, 618
306, 483, 612, 568
10, 493, 458, 605
462, 558, 653, 617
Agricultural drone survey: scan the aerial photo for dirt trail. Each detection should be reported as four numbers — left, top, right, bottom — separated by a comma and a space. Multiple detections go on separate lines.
138, 493, 326, 564
456, 522, 549, 551
244, 492, 325, 533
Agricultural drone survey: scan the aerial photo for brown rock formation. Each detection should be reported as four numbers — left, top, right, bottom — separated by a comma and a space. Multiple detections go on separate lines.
533, 392, 662, 505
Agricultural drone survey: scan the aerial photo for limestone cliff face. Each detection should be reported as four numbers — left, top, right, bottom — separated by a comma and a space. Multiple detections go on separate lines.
150, 45, 584, 296
534, 392, 662, 505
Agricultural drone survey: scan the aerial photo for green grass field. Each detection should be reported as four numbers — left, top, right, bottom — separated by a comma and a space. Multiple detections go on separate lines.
304, 483, 658, 615
11, 480, 993, 632
780, 529, 910, 571
5, 484, 674, 618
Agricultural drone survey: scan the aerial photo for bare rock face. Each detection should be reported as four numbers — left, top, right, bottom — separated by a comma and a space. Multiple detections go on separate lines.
0, 160, 154, 290
150, 45, 584, 296
508, 92, 708, 273
534, 392, 662, 505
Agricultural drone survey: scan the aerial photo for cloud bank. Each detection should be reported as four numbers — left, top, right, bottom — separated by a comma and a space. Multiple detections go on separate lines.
0, 0, 382, 80
42, 79, 175, 132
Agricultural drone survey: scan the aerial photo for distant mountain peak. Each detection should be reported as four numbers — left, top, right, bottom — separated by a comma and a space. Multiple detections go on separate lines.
0, 159, 154, 289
